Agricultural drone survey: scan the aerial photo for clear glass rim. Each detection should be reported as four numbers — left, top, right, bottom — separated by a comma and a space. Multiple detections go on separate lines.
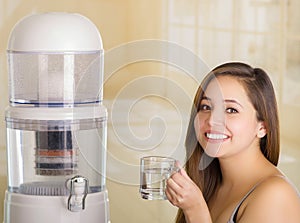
140, 156, 176, 163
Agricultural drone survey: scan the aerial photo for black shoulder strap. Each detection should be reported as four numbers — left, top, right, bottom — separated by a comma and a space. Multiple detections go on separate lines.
229, 175, 286, 222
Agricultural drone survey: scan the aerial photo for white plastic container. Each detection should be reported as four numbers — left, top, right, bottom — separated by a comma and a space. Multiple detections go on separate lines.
4, 12, 110, 223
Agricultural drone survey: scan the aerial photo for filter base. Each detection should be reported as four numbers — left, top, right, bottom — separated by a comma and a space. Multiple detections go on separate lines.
4, 190, 110, 223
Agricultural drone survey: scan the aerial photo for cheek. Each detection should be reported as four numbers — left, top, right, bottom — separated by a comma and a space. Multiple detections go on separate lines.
227, 120, 243, 132
228, 117, 258, 137
194, 114, 205, 139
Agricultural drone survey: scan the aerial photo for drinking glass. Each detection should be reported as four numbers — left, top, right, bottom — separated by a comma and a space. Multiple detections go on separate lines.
140, 156, 177, 200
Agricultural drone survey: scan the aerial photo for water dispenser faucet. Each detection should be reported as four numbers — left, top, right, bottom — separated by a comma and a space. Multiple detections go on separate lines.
67, 175, 89, 212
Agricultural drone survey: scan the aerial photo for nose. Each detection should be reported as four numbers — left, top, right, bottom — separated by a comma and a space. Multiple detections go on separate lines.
208, 109, 225, 126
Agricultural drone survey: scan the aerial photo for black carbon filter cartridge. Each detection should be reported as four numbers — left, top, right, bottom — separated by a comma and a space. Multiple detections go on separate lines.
35, 131, 78, 176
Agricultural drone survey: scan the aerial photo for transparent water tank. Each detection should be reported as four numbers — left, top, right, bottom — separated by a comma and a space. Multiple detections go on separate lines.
6, 107, 107, 196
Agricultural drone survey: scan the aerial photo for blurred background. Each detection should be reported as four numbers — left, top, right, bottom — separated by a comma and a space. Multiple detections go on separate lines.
0, 0, 299, 222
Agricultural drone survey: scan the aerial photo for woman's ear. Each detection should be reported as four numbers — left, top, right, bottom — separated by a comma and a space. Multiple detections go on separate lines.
257, 122, 267, 138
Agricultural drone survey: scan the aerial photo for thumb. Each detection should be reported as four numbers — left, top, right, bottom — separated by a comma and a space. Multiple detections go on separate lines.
178, 167, 189, 179
175, 161, 190, 180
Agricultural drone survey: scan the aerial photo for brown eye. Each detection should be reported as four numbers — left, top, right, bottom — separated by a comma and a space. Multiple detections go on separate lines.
226, 107, 238, 114
199, 104, 211, 111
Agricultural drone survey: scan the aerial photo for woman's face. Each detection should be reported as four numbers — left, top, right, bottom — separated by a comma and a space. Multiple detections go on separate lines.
194, 76, 266, 159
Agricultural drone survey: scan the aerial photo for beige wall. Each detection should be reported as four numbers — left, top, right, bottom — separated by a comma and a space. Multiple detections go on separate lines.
0, 0, 299, 223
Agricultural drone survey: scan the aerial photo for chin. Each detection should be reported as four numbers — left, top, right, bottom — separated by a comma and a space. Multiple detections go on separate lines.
203, 143, 223, 158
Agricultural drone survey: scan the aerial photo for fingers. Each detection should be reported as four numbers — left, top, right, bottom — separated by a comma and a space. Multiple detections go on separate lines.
166, 162, 199, 207
167, 174, 182, 191
166, 167, 190, 207
165, 177, 184, 207
166, 163, 205, 213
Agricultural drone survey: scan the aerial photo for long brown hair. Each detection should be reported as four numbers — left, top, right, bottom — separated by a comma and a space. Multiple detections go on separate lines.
175, 62, 280, 223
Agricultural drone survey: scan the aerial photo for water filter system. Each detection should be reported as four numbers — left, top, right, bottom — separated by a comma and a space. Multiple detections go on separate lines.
4, 13, 110, 223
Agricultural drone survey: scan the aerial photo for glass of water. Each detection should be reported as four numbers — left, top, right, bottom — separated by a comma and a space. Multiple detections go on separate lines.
140, 156, 177, 200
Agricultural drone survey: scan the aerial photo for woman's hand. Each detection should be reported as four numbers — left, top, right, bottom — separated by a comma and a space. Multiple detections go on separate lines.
165, 162, 212, 223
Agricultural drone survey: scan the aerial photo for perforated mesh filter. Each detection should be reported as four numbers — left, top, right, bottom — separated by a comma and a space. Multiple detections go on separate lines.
19, 181, 68, 196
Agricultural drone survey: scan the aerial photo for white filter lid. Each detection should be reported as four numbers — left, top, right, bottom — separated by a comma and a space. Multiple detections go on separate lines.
8, 12, 103, 52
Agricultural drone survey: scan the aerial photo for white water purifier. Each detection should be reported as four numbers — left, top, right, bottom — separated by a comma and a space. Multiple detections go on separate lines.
4, 13, 110, 223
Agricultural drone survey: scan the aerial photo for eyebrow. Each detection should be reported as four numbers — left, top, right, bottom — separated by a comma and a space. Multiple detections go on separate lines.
201, 96, 210, 101
201, 96, 244, 108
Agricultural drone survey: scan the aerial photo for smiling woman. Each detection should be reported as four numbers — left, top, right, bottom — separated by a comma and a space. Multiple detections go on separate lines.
165, 62, 300, 223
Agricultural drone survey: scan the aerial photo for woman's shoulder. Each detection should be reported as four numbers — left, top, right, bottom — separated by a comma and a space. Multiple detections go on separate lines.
255, 175, 299, 196
237, 175, 300, 223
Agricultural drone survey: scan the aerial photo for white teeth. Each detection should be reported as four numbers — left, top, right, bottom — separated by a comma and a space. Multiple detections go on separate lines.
206, 133, 228, 140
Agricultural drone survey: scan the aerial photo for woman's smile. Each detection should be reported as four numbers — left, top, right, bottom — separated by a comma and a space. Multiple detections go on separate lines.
205, 132, 230, 142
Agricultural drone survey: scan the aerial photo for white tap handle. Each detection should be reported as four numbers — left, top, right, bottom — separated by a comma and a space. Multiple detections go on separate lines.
66, 175, 89, 212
